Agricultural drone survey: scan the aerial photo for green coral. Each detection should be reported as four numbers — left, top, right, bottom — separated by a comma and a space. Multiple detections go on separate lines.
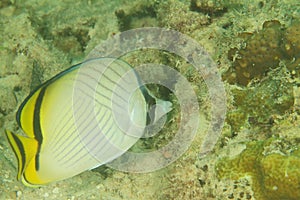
216, 138, 300, 200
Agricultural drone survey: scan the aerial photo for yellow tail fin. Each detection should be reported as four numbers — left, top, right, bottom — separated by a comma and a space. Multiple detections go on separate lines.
5, 130, 38, 181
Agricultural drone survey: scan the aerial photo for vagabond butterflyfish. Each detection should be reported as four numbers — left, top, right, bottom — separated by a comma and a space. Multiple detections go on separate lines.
5, 57, 172, 186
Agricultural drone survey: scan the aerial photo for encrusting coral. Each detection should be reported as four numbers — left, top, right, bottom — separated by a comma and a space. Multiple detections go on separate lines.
225, 19, 300, 86
216, 138, 300, 200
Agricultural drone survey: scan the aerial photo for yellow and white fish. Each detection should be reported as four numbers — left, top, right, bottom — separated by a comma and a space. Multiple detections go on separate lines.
5, 57, 171, 186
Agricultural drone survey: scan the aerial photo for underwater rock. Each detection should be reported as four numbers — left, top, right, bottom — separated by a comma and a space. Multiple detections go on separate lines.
0, 85, 17, 115
226, 72, 294, 133
190, 0, 227, 17
241, 77, 294, 124
115, 1, 158, 31
157, 0, 211, 33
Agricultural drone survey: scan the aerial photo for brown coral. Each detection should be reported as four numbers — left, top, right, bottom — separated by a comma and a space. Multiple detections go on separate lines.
284, 20, 300, 59
227, 20, 285, 86
284, 20, 300, 78
226, 19, 300, 86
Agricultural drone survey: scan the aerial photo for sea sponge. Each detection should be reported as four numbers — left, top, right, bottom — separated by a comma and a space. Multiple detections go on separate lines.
216, 139, 300, 200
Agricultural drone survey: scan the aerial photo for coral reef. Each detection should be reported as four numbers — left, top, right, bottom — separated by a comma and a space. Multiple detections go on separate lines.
216, 138, 300, 200
1, 0, 300, 199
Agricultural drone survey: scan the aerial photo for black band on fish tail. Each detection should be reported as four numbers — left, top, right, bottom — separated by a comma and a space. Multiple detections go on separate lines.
33, 87, 46, 171
9, 132, 26, 178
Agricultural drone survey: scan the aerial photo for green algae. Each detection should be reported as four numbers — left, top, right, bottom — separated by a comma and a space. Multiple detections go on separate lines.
226, 69, 294, 134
